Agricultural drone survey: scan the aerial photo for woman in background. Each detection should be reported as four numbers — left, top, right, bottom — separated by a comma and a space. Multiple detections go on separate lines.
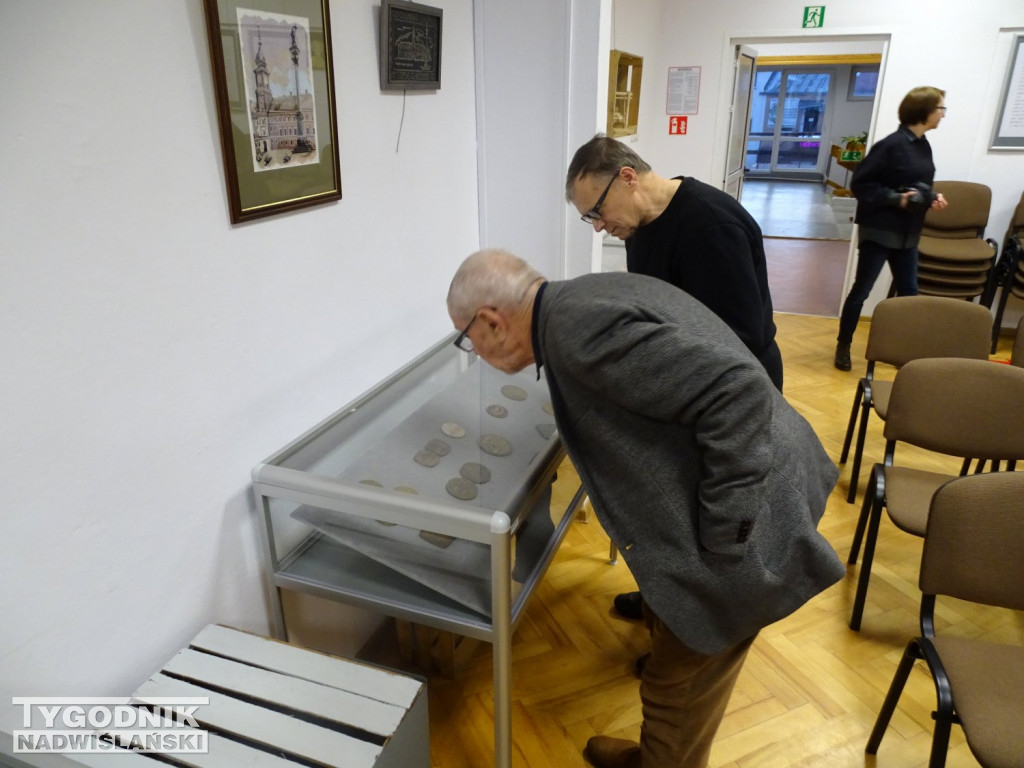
834, 86, 948, 371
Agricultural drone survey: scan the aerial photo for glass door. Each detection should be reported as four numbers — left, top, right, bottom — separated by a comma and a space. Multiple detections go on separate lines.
746, 68, 833, 175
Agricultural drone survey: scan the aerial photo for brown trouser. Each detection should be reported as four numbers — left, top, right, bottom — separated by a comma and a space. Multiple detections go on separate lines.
638, 609, 756, 768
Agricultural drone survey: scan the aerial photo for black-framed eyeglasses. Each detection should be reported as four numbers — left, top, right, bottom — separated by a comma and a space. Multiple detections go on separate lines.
453, 313, 478, 352
580, 169, 621, 224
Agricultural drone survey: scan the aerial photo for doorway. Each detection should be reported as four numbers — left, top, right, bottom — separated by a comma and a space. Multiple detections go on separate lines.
724, 38, 888, 316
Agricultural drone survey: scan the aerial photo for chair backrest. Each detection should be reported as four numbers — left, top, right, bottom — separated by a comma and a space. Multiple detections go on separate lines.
883, 357, 1024, 460
1014, 316, 1024, 368
865, 296, 993, 367
920, 471, 1024, 612
1004, 188, 1024, 245
921, 181, 992, 239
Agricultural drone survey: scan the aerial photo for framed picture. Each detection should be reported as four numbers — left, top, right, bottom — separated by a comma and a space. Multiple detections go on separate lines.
379, 0, 443, 91
203, 0, 342, 224
991, 33, 1024, 150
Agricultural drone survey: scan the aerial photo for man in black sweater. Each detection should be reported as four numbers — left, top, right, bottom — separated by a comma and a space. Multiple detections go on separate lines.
566, 134, 783, 645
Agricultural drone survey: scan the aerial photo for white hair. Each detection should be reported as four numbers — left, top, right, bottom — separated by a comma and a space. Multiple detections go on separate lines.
447, 249, 545, 321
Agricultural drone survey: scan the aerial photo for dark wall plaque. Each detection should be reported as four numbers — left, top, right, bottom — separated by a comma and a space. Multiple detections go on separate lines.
379, 0, 442, 91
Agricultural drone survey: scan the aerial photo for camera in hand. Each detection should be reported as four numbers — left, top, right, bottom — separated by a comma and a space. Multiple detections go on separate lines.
899, 182, 936, 213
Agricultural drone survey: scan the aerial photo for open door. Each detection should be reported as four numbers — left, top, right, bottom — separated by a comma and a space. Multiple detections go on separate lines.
723, 45, 757, 200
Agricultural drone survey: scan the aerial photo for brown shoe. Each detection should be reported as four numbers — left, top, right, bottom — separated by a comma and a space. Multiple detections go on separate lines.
583, 736, 641, 768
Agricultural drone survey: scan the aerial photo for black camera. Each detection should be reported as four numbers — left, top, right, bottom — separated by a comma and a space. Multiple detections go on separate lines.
898, 182, 936, 213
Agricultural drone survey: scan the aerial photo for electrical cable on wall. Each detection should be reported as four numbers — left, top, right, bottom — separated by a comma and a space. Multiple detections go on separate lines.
393, 89, 405, 152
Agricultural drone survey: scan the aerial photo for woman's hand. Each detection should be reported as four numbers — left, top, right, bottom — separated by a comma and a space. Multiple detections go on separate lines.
930, 192, 948, 210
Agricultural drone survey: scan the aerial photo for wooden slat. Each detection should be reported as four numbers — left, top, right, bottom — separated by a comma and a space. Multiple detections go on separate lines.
133, 674, 380, 768
190, 624, 421, 708
163, 648, 406, 738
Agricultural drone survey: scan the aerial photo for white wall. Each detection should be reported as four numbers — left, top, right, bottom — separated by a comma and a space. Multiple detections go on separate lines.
0, 0, 480, 699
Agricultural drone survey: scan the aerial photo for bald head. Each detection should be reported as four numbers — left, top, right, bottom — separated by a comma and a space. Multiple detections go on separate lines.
447, 248, 545, 324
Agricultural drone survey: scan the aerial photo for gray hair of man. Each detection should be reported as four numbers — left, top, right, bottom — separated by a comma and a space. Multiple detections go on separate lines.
564, 133, 653, 203
447, 249, 545, 323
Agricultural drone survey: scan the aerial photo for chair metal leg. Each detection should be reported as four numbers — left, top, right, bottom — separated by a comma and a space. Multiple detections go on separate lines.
866, 639, 922, 754
846, 396, 873, 504
847, 468, 877, 565
839, 380, 865, 463
849, 467, 885, 631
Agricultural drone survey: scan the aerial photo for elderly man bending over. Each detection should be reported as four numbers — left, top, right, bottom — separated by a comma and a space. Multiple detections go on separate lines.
446, 249, 843, 768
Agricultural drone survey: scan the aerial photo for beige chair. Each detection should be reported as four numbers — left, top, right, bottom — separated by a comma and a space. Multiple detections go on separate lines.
990, 189, 1024, 352
847, 357, 1024, 630
838, 296, 992, 503
915, 181, 999, 303
866, 471, 1024, 768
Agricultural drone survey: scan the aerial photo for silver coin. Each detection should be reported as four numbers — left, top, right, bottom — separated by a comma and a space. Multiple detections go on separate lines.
535, 423, 557, 440
425, 438, 451, 456
441, 421, 467, 438
446, 477, 479, 501
359, 479, 383, 487
501, 385, 528, 401
478, 434, 513, 457
414, 450, 440, 468
542, 401, 554, 415
460, 462, 492, 484
419, 530, 456, 548
486, 404, 509, 418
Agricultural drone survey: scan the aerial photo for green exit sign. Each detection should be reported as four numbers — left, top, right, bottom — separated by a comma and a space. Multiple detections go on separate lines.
803, 6, 825, 28
840, 149, 863, 162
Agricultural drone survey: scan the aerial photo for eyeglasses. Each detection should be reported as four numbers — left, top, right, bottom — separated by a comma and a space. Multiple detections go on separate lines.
580, 170, 621, 224
937, 106, 948, 113
453, 313, 478, 352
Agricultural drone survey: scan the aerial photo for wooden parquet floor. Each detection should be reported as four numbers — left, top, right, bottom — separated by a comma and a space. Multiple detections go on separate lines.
362, 313, 1023, 768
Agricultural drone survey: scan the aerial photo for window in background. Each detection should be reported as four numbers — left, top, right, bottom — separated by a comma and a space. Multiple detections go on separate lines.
849, 66, 879, 100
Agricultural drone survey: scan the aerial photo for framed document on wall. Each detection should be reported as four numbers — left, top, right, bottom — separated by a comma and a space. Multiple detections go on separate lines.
992, 33, 1024, 150
379, 0, 443, 91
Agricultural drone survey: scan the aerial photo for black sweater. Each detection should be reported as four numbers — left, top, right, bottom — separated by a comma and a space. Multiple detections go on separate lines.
850, 125, 936, 244
625, 177, 778, 380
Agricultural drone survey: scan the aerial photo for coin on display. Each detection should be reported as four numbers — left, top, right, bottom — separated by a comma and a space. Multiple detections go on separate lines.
414, 450, 440, 468
460, 462, 492, 484
478, 434, 513, 457
501, 384, 528, 401
425, 438, 451, 456
446, 476, 479, 501
535, 423, 557, 440
542, 401, 554, 415
394, 485, 418, 494
359, 479, 383, 487
419, 530, 456, 548
441, 421, 467, 438
486, 404, 508, 418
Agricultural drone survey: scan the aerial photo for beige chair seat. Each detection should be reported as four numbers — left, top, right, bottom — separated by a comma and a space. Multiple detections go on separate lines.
934, 636, 1024, 768
882, 466, 951, 535
918, 235, 996, 262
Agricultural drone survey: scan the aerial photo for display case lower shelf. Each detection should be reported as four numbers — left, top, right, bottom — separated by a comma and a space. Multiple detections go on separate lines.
275, 483, 584, 644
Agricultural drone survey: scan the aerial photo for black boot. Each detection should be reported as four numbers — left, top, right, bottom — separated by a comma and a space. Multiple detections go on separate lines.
834, 342, 852, 371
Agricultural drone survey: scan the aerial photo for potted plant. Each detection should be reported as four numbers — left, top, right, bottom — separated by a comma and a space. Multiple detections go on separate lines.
840, 131, 868, 150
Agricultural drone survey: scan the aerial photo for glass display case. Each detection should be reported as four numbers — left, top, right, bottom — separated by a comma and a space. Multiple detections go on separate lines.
251, 333, 585, 768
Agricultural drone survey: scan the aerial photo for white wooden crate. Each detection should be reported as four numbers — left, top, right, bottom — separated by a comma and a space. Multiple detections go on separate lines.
55, 624, 429, 768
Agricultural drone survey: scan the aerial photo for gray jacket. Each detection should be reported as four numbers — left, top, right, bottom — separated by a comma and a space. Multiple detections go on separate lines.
535, 272, 844, 654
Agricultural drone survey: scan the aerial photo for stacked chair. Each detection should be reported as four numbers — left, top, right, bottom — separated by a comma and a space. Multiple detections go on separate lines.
838, 296, 992, 503
1014, 315, 1024, 367
989, 189, 1024, 352
866, 471, 1024, 768
914, 181, 999, 304
846, 357, 1024, 631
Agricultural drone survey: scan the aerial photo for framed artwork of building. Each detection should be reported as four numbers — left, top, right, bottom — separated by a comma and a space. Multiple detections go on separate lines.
203, 0, 342, 223
379, 0, 443, 91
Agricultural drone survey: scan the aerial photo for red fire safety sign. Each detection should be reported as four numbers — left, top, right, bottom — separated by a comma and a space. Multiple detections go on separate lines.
669, 116, 688, 135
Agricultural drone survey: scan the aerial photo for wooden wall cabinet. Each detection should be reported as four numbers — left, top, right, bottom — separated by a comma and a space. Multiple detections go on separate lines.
607, 50, 643, 137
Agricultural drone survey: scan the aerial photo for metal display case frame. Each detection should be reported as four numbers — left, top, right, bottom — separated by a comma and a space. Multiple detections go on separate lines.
251, 334, 585, 768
